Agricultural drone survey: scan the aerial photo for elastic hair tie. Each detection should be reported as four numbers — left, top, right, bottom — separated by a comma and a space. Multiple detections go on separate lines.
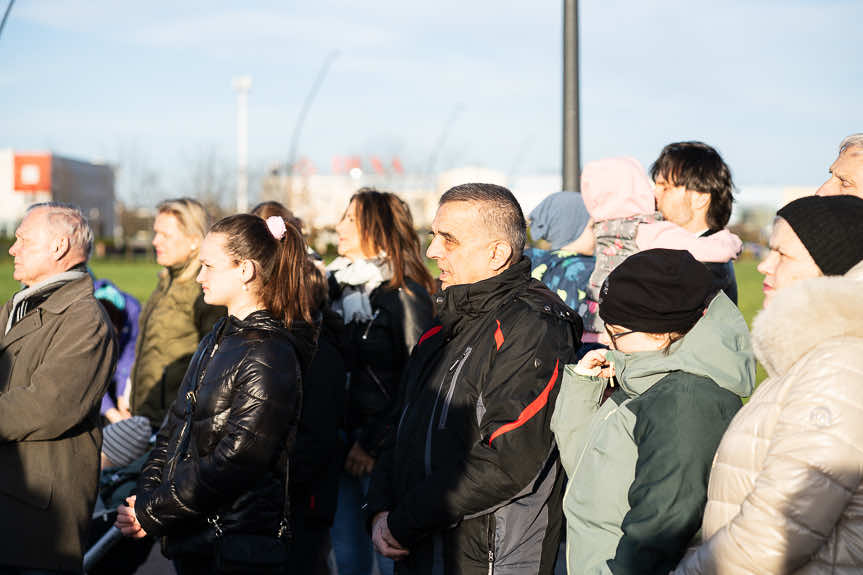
265, 216, 287, 240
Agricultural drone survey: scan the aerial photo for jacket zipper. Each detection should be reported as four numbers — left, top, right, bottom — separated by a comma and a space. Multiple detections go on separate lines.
424, 349, 473, 476
396, 400, 410, 444
166, 338, 220, 482
487, 513, 495, 575
398, 346, 454, 444
361, 309, 381, 340
438, 347, 472, 429
570, 380, 618, 479
424, 370, 449, 476
365, 365, 391, 401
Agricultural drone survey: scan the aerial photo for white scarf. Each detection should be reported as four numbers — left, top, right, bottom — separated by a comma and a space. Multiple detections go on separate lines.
327, 256, 392, 324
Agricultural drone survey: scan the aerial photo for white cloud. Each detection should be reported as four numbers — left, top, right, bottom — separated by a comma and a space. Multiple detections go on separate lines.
131, 9, 387, 51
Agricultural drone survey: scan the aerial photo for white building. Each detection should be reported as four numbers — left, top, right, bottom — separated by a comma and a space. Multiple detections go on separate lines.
260, 166, 569, 231
0, 149, 115, 237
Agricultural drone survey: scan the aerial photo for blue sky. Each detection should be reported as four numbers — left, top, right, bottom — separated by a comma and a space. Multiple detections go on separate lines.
1, 0, 860, 203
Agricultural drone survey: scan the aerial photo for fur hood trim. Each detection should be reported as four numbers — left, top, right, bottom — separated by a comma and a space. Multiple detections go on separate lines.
752, 261, 863, 377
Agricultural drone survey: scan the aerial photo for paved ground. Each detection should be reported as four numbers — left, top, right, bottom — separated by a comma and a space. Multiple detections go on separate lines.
129, 536, 567, 573
134, 544, 174, 575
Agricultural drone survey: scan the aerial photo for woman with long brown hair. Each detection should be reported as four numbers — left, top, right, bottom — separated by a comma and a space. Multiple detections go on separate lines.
116, 214, 316, 574
328, 188, 434, 575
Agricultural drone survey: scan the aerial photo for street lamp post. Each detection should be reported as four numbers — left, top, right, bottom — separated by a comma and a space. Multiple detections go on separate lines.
232, 76, 252, 213
563, 0, 580, 194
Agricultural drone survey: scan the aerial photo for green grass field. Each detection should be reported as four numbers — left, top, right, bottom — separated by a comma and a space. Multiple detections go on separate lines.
0, 258, 162, 304
0, 255, 768, 384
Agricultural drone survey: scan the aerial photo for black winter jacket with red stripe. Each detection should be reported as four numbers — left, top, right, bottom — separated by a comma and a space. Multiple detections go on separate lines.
365, 258, 582, 575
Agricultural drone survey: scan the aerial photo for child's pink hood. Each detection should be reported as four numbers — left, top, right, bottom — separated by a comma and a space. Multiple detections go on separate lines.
581, 157, 656, 221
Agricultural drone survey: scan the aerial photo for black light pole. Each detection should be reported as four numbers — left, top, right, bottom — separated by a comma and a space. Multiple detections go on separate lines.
286, 49, 339, 201
0, 0, 15, 43
563, 0, 580, 193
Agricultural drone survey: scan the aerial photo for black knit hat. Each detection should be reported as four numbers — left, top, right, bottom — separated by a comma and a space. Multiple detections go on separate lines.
776, 194, 863, 276
599, 248, 716, 334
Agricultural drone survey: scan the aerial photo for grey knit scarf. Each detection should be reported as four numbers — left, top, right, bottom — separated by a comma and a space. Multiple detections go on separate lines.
5, 269, 88, 335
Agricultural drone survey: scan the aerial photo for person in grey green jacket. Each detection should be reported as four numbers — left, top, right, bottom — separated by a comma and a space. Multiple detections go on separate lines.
551, 248, 755, 575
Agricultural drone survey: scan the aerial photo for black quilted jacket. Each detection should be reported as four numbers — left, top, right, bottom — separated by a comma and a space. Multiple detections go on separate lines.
135, 310, 314, 554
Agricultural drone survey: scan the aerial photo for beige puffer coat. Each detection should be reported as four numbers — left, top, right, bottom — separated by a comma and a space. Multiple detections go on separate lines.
674, 261, 863, 574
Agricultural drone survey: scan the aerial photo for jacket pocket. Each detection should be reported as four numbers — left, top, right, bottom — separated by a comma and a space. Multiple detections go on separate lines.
438, 347, 473, 430
0, 463, 53, 510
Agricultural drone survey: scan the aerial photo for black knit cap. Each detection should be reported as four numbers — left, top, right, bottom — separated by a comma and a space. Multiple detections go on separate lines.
776, 194, 863, 276
599, 248, 716, 334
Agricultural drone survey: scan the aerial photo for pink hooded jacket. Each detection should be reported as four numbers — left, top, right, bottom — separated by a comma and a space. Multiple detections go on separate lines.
581, 157, 742, 264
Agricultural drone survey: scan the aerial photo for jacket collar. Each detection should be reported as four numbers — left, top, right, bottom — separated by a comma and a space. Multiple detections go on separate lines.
1, 275, 95, 348
752, 260, 863, 378
160, 259, 201, 286
224, 310, 319, 375
436, 258, 531, 336
39, 273, 95, 314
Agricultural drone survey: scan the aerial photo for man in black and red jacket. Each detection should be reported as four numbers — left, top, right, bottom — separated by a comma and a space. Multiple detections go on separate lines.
366, 183, 582, 575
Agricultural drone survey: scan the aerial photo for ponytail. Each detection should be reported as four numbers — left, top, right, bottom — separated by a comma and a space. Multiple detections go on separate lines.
265, 223, 313, 325
210, 214, 313, 326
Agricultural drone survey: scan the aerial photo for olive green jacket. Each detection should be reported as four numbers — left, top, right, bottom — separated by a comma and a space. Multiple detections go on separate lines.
130, 262, 224, 427
551, 292, 755, 575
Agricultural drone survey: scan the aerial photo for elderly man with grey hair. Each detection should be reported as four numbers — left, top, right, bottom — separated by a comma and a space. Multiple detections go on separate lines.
0, 202, 117, 574
817, 133, 863, 198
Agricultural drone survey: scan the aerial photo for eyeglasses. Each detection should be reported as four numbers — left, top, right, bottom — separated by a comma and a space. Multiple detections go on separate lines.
604, 325, 635, 349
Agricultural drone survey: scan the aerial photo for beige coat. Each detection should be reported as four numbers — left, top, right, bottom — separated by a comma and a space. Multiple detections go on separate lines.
0, 275, 117, 571
674, 261, 863, 575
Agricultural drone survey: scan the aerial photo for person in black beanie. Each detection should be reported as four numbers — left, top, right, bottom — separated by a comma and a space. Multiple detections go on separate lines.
758, 194, 863, 306
673, 200, 863, 575
551, 248, 755, 575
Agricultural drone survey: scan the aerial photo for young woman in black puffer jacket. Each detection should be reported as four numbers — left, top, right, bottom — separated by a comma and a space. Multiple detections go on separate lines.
328, 188, 435, 575
115, 214, 315, 575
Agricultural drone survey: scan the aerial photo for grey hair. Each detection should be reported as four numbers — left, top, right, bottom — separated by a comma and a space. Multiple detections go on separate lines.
439, 183, 526, 262
839, 133, 863, 154
27, 202, 94, 261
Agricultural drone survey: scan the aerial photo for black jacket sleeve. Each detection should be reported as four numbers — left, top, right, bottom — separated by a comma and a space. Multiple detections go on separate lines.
290, 335, 346, 486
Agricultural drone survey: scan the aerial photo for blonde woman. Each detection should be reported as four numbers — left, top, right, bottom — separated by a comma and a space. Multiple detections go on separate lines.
129, 198, 224, 430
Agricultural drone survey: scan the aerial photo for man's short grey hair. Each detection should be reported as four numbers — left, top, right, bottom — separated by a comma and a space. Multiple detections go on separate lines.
839, 133, 863, 155
27, 202, 94, 261
439, 183, 526, 262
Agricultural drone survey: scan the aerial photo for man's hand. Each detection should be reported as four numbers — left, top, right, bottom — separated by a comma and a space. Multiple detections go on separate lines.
371, 511, 409, 559
345, 441, 376, 477
115, 495, 148, 539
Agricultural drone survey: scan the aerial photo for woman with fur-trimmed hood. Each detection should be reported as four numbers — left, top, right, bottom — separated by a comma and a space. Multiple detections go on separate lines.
675, 194, 863, 574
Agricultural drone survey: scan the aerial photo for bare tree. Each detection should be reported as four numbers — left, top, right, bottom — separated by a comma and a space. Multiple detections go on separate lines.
113, 141, 162, 208
183, 145, 231, 217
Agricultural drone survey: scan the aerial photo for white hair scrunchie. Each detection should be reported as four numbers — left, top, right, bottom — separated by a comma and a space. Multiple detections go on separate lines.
266, 215, 287, 240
